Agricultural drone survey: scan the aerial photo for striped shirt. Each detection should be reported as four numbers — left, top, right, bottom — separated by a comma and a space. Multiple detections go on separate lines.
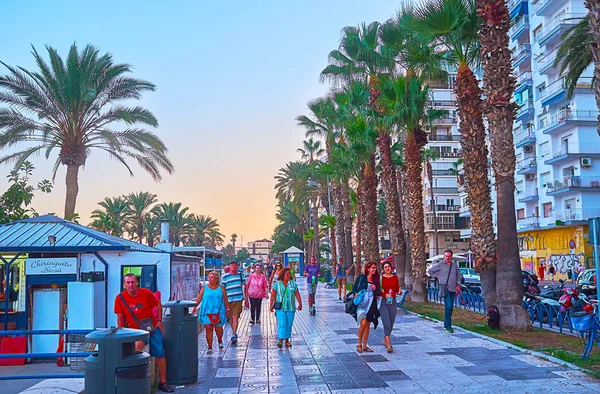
273, 280, 298, 312
222, 272, 244, 302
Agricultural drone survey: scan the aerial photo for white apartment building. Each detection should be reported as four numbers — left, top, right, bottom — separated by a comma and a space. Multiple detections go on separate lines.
510, 0, 599, 277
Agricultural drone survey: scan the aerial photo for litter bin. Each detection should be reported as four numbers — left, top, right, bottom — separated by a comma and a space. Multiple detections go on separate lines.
163, 300, 198, 384
84, 327, 150, 394
323, 269, 332, 283
567, 270, 573, 280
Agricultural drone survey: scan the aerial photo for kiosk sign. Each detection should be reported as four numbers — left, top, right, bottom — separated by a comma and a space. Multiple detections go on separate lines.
26, 258, 77, 275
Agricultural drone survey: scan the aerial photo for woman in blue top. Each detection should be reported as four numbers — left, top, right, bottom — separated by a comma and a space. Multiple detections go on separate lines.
192, 271, 229, 354
269, 267, 302, 348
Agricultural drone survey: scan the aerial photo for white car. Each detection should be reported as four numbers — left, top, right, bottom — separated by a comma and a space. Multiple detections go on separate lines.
459, 268, 480, 284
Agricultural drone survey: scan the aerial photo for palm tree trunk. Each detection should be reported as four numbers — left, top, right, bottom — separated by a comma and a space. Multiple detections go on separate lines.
584, 0, 600, 135
396, 166, 408, 288
312, 196, 319, 260
478, 0, 529, 327
377, 134, 407, 281
362, 156, 380, 265
455, 64, 498, 307
427, 161, 439, 256
341, 181, 354, 272
405, 131, 427, 302
137, 224, 143, 244
355, 182, 363, 274
332, 182, 345, 265
64, 164, 80, 220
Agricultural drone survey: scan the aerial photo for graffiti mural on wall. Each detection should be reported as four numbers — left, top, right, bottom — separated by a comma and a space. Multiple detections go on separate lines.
546, 253, 584, 274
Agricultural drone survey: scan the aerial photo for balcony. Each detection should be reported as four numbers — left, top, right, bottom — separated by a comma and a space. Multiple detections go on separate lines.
459, 205, 471, 217
534, 14, 585, 46
540, 77, 593, 107
515, 71, 533, 94
513, 43, 531, 68
546, 175, 600, 195
460, 228, 472, 239
429, 100, 457, 108
508, 0, 528, 17
431, 117, 458, 125
518, 186, 539, 202
551, 208, 600, 223
541, 109, 599, 135
544, 146, 600, 165
428, 80, 456, 90
516, 98, 534, 122
534, 0, 566, 16
510, 15, 530, 40
425, 186, 460, 195
428, 134, 461, 142
438, 151, 462, 159
431, 169, 456, 176
517, 216, 539, 230
426, 204, 461, 213
514, 127, 536, 148
425, 222, 457, 231
516, 157, 537, 175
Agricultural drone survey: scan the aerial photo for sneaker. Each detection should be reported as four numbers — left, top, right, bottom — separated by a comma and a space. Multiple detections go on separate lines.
256, 319, 261, 323
338, 297, 342, 301
231, 335, 238, 344
250, 320, 255, 324
218, 342, 224, 350
158, 382, 174, 393
206, 348, 213, 354
445, 327, 454, 333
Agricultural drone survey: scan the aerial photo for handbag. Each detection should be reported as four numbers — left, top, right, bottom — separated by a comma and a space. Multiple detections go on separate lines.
119, 294, 155, 333
273, 283, 289, 310
207, 313, 220, 325
438, 263, 454, 298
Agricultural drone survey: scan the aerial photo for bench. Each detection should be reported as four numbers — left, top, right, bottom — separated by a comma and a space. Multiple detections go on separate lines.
324, 275, 337, 289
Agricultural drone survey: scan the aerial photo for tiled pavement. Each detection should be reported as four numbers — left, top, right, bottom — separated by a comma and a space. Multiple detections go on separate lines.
178, 280, 600, 394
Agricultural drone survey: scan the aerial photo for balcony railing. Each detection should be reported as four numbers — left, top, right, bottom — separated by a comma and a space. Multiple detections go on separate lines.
425, 186, 460, 194
540, 77, 593, 100
540, 109, 600, 132
429, 100, 457, 108
459, 205, 470, 214
518, 216, 539, 229
534, 14, 585, 44
431, 169, 456, 176
426, 204, 461, 213
438, 151, 462, 159
428, 80, 456, 89
428, 134, 461, 142
432, 117, 458, 125
552, 208, 600, 222
532, 0, 555, 14
460, 228, 472, 238
546, 176, 600, 192
516, 98, 534, 117
514, 128, 535, 146
516, 157, 537, 171
509, 15, 530, 37
425, 223, 456, 231
508, 0, 526, 11
516, 71, 533, 86
536, 49, 558, 72
519, 186, 539, 199
513, 43, 531, 64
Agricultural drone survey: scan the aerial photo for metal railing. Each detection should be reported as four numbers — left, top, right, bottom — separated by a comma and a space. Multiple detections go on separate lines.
540, 77, 593, 100
537, 49, 558, 71
425, 222, 457, 230
509, 15, 530, 37
518, 216, 539, 229
516, 71, 533, 86
547, 176, 600, 193
431, 169, 456, 176
532, 0, 553, 14
428, 134, 461, 142
551, 208, 600, 221
520, 186, 539, 199
540, 109, 599, 131
429, 100, 457, 108
517, 157, 537, 171
425, 186, 460, 194
426, 204, 461, 213
535, 14, 585, 43
0, 329, 94, 381
513, 43, 531, 61
432, 117, 458, 125
514, 128, 535, 146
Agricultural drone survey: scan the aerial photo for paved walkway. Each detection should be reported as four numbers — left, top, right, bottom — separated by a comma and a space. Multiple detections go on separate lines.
178, 280, 600, 394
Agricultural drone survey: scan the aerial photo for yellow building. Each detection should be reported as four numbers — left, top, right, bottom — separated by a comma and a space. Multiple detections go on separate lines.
518, 225, 592, 281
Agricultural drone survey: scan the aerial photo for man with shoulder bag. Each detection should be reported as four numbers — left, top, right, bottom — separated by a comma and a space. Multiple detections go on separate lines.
427, 250, 461, 333
114, 273, 174, 393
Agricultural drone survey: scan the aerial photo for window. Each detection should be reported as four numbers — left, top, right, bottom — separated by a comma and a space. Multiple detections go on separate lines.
536, 83, 546, 100
517, 209, 525, 220
540, 172, 550, 187
543, 202, 553, 218
539, 116, 548, 129
539, 142, 549, 158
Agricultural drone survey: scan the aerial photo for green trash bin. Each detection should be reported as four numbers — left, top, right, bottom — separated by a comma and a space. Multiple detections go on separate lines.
323, 270, 332, 283
84, 327, 150, 394
163, 300, 198, 384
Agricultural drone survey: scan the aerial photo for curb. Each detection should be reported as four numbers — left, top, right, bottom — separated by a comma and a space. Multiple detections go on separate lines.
407, 311, 596, 376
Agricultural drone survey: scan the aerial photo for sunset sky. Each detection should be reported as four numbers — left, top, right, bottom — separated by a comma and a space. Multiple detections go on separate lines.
0, 0, 400, 245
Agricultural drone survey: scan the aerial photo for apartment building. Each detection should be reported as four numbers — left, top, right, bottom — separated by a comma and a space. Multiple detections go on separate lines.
247, 239, 273, 262
510, 0, 599, 278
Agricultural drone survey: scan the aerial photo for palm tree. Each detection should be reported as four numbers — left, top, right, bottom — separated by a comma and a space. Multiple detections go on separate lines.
408, 0, 497, 300
189, 214, 220, 246
90, 196, 129, 236
207, 229, 225, 249
230, 233, 238, 254
156, 202, 191, 246
298, 138, 325, 260
555, 14, 600, 135
477, 0, 529, 326
422, 148, 440, 256
125, 191, 157, 243
142, 212, 161, 247
0, 44, 174, 219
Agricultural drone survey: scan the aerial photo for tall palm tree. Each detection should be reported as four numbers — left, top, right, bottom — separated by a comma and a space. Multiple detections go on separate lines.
125, 191, 157, 243
298, 138, 325, 259
189, 214, 220, 246
422, 148, 440, 256
231, 233, 238, 254
207, 229, 225, 249
89, 196, 129, 236
143, 212, 161, 247
0, 44, 174, 219
408, 0, 497, 301
156, 202, 191, 246
477, 0, 529, 326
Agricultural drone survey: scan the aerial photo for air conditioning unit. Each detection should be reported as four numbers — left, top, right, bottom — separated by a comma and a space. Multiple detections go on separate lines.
525, 174, 535, 181
581, 157, 592, 168
524, 146, 534, 153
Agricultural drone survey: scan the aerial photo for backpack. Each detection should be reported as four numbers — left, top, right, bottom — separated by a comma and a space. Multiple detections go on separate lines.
487, 305, 500, 329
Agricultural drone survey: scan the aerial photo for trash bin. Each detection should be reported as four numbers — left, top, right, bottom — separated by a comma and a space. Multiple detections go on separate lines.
567, 271, 573, 280
324, 270, 332, 283
162, 300, 198, 384
84, 327, 150, 394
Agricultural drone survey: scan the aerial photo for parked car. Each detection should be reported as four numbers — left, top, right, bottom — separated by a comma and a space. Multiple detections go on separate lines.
576, 269, 597, 296
459, 268, 480, 285
427, 262, 465, 287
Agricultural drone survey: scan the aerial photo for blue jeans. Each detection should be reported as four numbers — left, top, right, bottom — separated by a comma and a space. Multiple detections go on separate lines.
444, 291, 456, 329
275, 310, 295, 339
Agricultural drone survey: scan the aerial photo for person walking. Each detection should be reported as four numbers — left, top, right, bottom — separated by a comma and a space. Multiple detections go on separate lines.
269, 263, 283, 289
353, 262, 381, 353
305, 256, 320, 315
548, 263, 556, 284
538, 262, 545, 282
427, 250, 461, 333
270, 267, 302, 348
222, 261, 245, 344
114, 274, 174, 393
245, 264, 269, 324
334, 257, 349, 302
192, 271, 228, 354
380, 261, 401, 353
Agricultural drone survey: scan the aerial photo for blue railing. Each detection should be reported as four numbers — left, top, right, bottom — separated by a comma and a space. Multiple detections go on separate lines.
427, 286, 576, 334
0, 329, 94, 381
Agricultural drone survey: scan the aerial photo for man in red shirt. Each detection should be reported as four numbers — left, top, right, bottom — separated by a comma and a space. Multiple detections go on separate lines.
114, 273, 173, 393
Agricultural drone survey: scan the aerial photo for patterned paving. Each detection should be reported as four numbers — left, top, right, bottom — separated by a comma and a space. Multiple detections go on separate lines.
177, 280, 600, 393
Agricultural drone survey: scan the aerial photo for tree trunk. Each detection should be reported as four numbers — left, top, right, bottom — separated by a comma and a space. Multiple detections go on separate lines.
64, 164, 80, 220
400, 168, 414, 291
396, 166, 408, 288
332, 181, 345, 264
455, 64, 498, 305
312, 196, 319, 260
362, 156, 380, 265
341, 181, 354, 274
137, 224, 144, 244
426, 161, 439, 256
405, 131, 427, 302
478, 0, 529, 326
356, 182, 363, 274
377, 133, 407, 281
584, 0, 600, 136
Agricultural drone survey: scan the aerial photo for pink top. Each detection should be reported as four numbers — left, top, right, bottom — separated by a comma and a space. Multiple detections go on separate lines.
246, 273, 268, 298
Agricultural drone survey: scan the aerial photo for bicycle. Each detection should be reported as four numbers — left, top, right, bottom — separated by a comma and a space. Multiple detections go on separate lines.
570, 299, 599, 359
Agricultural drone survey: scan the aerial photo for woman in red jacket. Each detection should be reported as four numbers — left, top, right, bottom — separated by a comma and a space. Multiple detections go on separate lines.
380, 261, 402, 353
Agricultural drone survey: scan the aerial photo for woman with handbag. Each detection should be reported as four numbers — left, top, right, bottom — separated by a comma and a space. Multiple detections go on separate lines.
192, 271, 229, 354
269, 263, 283, 289
269, 267, 302, 349
245, 264, 269, 324
380, 261, 401, 353
353, 262, 381, 353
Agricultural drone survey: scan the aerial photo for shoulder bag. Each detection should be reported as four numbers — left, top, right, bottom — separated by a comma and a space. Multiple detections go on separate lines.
273, 283, 289, 310
438, 263, 453, 298
119, 294, 155, 333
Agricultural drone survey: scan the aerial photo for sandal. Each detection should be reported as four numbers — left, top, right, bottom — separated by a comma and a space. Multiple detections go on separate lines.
218, 342, 224, 350
277, 340, 283, 349
387, 345, 393, 353
363, 346, 374, 352
285, 340, 292, 348
356, 344, 363, 353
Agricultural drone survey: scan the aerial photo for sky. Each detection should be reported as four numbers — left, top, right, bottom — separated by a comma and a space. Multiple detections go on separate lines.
0, 0, 402, 245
